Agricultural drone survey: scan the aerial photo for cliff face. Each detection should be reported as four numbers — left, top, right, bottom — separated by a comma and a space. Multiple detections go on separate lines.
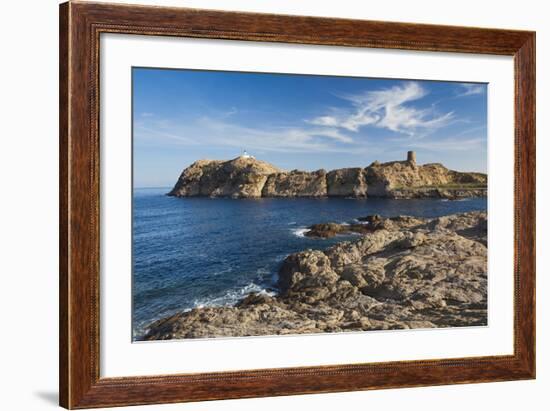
365, 160, 487, 197
326, 168, 368, 197
262, 170, 327, 197
168, 157, 280, 198
168, 155, 487, 199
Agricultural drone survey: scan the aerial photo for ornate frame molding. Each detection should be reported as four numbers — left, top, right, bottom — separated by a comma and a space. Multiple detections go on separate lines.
59, 1, 535, 408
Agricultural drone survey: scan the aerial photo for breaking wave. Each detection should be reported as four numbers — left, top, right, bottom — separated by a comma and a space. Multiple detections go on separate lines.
291, 227, 310, 237
191, 282, 276, 309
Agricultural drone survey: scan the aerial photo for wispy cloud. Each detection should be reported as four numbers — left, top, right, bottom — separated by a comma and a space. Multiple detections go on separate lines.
135, 125, 200, 145
134, 81, 484, 161
134, 116, 359, 154
456, 83, 486, 97
307, 82, 454, 135
196, 117, 356, 150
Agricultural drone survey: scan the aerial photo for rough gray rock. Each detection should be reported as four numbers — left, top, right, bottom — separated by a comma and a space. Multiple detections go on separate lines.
326, 168, 367, 197
388, 187, 487, 199
304, 222, 372, 238
365, 160, 487, 198
142, 211, 488, 340
168, 157, 280, 198
168, 154, 486, 199
262, 169, 328, 197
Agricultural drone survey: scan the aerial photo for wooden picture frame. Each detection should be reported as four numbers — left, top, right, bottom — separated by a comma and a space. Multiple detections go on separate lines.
59, 1, 535, 408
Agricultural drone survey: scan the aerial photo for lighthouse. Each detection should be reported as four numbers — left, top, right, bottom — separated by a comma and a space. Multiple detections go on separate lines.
241, 150, 255, 159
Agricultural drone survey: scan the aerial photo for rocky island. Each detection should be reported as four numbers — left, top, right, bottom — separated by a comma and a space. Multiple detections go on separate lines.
141, 211, 487, 340
168, 151, 487, 200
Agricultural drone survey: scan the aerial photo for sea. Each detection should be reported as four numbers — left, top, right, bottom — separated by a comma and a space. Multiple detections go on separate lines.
132, 187, 487, 339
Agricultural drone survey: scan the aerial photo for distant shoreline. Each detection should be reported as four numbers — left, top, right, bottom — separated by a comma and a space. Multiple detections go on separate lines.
167, 152, 487, 200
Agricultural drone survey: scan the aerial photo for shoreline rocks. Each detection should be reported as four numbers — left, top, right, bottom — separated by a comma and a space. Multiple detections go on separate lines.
141, 211, 488, 340
304, 222, 373, 238
167, 153, 487, 200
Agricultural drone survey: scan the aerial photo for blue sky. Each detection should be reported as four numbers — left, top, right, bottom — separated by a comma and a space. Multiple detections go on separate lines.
133, 68, 487, 188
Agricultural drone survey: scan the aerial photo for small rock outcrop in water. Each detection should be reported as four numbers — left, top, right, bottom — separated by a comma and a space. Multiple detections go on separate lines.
141, 211, 487, 340
304, 222, 373, 238
168, 152, 487, 199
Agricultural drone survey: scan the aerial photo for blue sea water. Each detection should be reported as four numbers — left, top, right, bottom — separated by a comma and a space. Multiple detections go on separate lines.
132, 188, 487, 338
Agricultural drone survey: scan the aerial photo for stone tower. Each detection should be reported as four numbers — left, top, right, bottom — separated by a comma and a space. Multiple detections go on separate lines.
407, 150, 416, 165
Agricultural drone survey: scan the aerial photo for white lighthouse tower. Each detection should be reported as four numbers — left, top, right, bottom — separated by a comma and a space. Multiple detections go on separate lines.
241, 149, 254, 159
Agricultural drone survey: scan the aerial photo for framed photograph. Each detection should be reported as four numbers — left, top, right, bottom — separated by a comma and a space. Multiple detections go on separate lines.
59, 1, 535, 408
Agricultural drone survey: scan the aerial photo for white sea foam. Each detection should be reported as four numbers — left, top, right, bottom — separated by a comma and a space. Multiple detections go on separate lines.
135, 282, 277, 338
291, 227, 310, 237
192, 282, 276, 309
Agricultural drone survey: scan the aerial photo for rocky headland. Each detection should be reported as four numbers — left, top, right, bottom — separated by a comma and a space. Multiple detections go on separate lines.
167, 151, 487, 200
141, 211, 487, 340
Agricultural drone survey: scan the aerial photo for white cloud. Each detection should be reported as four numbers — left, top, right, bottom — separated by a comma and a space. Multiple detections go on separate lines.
457, 83, 486, 97
197, 117, 355, 150
134, 116, 358, 154
307, 108, 379, 132
134, 82, 484, 159
307, 82, 453, 135
307, 115, 340, 127
135, 125, 199, 145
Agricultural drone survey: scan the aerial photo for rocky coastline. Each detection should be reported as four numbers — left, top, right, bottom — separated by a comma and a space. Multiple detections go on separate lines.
141, 210, 487, 340
167, 152, 487, 200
